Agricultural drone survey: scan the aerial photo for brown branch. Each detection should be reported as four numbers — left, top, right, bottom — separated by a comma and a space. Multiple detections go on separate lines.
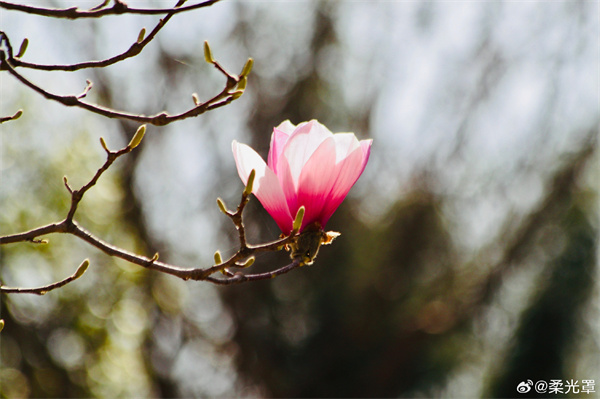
0, 47, 246, 126
0, 259, 90, 295
0, 109, 23, 124
205, 259, 304, 285
0, 0, 222, 19
6, 0, 183, 72
1, 127, 308, 293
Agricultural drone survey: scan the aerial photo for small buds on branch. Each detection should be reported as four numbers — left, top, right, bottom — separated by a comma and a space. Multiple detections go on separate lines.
0, 259, 90, 295
0, 0, 313, 296
244, 169, 256, 196
0, 32, 251, 126
1, 125, 307, 293
127, 124, 146, 150
137, 28, 146, 44
240, 58, 254, 78
0, 0, 223, 19
0, 109, 22, 124
15, 38, 28, 58
203, 40, 215, 64
292, 206, 305, 233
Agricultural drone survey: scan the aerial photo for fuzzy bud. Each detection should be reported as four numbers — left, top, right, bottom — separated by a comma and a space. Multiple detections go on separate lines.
216, 198, 228, 214
239, 257, 255, 268
137, 28, 146, 43
292, 206, 305, 233
213, 250, 223, 265
128, 125, 146, 150
244, 169, 256, 196
240, 58, 254, 77
74, 259, 90, 279
203, 40, 214, 64
16, 38, 28, 58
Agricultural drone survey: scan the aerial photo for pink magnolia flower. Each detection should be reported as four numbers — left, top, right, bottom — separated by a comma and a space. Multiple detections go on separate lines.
232, 120, 372, 235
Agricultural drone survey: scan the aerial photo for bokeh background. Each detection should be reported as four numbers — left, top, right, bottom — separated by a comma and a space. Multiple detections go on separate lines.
1, 1, 598, 397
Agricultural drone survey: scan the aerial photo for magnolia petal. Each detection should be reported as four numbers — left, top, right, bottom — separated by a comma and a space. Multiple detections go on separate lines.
360, 139, 373, 170
268, 127, 291, 173
275, 120, 297, 135
332, 133, 362, 163
232, 141, 293, 232
278, 120, 333, 189
296, 137, 337, 230
320, 139, 372, 226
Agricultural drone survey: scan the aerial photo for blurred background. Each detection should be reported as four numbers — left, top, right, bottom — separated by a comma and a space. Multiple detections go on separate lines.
1, 1, 598, 397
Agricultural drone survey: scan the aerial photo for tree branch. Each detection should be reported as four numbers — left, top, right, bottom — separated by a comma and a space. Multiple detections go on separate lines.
1, 126, 308, 293
0, 39, 248, 126
0, 259, 90, 295
205, 259, 304, 285
0, 0, 222, 19
6, 0, 183, 72
0, 109, 23, 124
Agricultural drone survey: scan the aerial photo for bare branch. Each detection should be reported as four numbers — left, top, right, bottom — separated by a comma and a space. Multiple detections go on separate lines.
1, 126, 308, 292
0, 47, 247, 126
0, 259, 90, 295
205, 259, 304, 285
0, 109, 23, 123
0, 0, 222, 19
7, 0, 183, 72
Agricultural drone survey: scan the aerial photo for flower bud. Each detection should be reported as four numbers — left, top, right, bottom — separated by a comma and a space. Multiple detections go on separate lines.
243, 169, 255, 196
128, 125, 146, 149
74, 259, 90, 279
230, 90, 244, 100
137, 28, 146, 43
292, 206, 305, 233
203, 40, 214, 64
240, 58, 254, 77
11, 109, 23, 121
213, 250, 223, 265
192, 93, 201, 106
216, 197, 228, 214
16, 38, 28, 58
239, 257, 255, 268
99, 136, 109, 152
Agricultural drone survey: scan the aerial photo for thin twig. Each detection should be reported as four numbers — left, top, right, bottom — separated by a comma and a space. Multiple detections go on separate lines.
1, 129, 305, 292
0, 49, 244, 126
0, 109, 23, 124
205, 259, 304, 285
0, 259, 90, 295
6, 0, 183, 72
0, 0, 222, 19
